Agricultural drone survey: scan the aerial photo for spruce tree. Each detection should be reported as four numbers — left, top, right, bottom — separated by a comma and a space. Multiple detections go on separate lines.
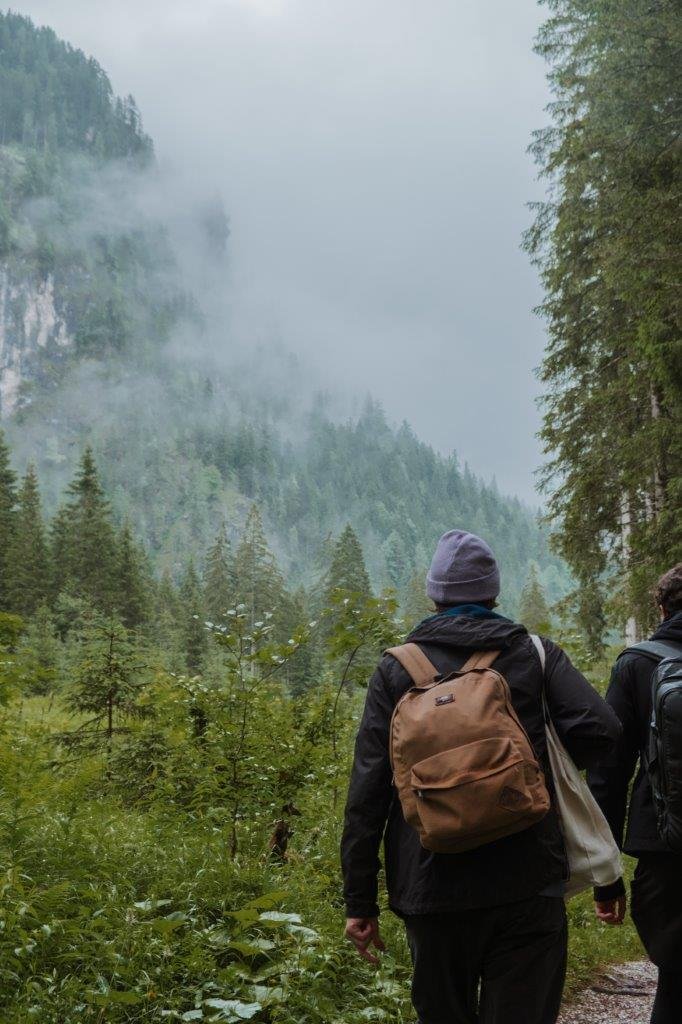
518, 564, 552, 635
324, 524, 372, 604
233, 504, 285, 629
278, 585, 319, 695
382, 530, 410, 591
51, 448, 117, 613
203, 521, 234, 622
115, 523, 150, 630
179, 561, 208, 675
64, 616, 144, 751
526, 0, 681, 637
0, 429, 17, 612
7, 464, 50, 618
402, 569, 433, 629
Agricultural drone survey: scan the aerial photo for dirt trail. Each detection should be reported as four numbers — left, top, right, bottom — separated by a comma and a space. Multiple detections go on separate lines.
558, 961, 657, 1024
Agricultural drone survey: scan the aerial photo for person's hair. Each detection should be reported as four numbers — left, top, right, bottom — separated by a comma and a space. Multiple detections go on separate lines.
434, 598, 497, 613
654, 563, 682, 617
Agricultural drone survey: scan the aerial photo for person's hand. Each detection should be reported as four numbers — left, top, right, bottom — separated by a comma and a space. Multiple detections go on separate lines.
345, 916, 386, 964
595, 895, 627, 925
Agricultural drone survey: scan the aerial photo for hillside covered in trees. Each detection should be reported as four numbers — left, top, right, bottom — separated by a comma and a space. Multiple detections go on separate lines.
0, 9, 568, 619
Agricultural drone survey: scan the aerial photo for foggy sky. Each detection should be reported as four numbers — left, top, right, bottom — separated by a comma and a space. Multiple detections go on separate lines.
13, 0, 551, 502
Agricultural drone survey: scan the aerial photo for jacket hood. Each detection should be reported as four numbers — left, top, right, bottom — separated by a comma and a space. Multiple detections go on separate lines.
653, 610, 682, 645
407, 613, 528, 651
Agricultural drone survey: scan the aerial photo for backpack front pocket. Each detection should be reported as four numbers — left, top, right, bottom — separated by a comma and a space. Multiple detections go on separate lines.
410, 736, 543, 848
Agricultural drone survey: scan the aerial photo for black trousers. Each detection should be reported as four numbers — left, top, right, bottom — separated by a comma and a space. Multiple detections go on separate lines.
631, 854, 682, 1024
403, 897, 567, 1024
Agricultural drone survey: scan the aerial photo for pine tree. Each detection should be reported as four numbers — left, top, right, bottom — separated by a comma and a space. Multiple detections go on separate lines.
203, 521, 234, 622
179, 561, 208, 675
63, 616, 144, 751
7, 464, 50, 617
278, 585, 319, 695
51, 448, 117, 613
525, 0, 681, 638
0, 430, 17, 612
382, 530, 410, 591
233, 504, 285, 630
115, 523, 150, 630
401, 569, 433, 629
518, 564, 552, 635
324, 524, 372, 604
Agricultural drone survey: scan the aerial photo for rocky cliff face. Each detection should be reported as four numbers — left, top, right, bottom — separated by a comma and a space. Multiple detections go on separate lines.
0, 267, 71, 416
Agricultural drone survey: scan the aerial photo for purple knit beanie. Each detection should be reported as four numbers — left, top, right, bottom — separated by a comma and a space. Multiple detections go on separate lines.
426, 530, 500, 604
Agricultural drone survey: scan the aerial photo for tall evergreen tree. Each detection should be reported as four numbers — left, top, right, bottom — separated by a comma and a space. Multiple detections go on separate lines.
526, 0, 682, 639
233, 505, 285, 629
179, 561, 208, 675
115, 523, 150, 630
0, 430, 17, 612
63, 616, 145, 751
203, 521, 234, 622
51, 448, 117, 613
518, 564, 552, 635
382, 530, 410, 591
401, 569, 432, 629
7, 464, 50, 617
324, 524, 372, 604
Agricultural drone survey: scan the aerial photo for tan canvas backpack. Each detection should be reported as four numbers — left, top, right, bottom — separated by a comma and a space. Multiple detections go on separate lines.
388, 643, 550, 853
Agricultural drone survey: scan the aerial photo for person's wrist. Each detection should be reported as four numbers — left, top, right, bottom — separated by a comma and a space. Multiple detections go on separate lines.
594, 877, 625, 902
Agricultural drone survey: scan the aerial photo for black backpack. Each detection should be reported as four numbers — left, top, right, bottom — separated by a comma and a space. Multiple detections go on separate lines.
628, 639, 682, 852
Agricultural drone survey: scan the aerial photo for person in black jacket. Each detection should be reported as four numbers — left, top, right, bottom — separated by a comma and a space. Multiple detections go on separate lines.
341, 530, 622, 1024
588, 563, 682, 1024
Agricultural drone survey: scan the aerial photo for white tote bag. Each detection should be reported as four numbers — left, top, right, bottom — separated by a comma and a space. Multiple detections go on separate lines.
531, 635, 622, 897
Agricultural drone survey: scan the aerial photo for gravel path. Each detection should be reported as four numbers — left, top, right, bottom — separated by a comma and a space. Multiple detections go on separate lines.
558, 961, 657, 1024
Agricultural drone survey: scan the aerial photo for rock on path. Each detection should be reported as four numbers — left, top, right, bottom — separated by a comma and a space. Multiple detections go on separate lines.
558, 961, 657, 1024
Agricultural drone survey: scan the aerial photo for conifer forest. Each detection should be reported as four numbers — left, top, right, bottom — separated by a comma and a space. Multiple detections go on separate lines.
0, 3, 679, 1021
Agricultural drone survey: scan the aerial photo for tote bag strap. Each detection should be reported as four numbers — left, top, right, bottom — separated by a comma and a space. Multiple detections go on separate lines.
530, 634, 551, 724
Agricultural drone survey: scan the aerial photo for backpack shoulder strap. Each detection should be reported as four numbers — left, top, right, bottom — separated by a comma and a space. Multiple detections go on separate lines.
460, 649, 501, 671
385, 643, 440, 687
623, 640, 682, 664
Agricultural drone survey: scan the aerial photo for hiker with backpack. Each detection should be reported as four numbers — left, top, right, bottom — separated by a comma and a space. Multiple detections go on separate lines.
341, 530, 622, 1024
588, 563, 682, 1024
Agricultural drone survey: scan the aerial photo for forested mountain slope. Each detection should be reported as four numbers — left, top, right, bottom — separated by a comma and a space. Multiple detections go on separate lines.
0, 11, 568, 612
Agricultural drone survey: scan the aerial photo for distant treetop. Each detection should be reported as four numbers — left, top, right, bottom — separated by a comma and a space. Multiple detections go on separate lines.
0, 11, 153, 162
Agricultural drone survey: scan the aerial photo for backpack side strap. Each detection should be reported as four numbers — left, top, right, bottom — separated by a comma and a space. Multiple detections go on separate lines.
385, 643, 440, 687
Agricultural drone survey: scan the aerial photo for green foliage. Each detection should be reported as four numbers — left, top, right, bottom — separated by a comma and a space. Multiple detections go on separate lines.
518, 562, 553, 635
324, 524, 373, 603
15, 604, 61, 695
180, 562, 209, 676
0, 429, 18, 611
60, 616, 147, 752
6, 463, 51, 617
51, 447, 118, 614
233, 505, 286, 634
115, 523, 152, 630
526, 0, 682, 639
203, 522, 235, 623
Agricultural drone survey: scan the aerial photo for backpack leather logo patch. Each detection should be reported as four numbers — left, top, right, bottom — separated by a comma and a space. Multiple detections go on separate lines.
435, 693, 454, 706
499, 786, 527, 810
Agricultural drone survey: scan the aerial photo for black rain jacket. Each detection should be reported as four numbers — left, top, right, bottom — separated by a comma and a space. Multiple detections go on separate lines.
587, 611, 682, 857
341, 613, 622, 918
